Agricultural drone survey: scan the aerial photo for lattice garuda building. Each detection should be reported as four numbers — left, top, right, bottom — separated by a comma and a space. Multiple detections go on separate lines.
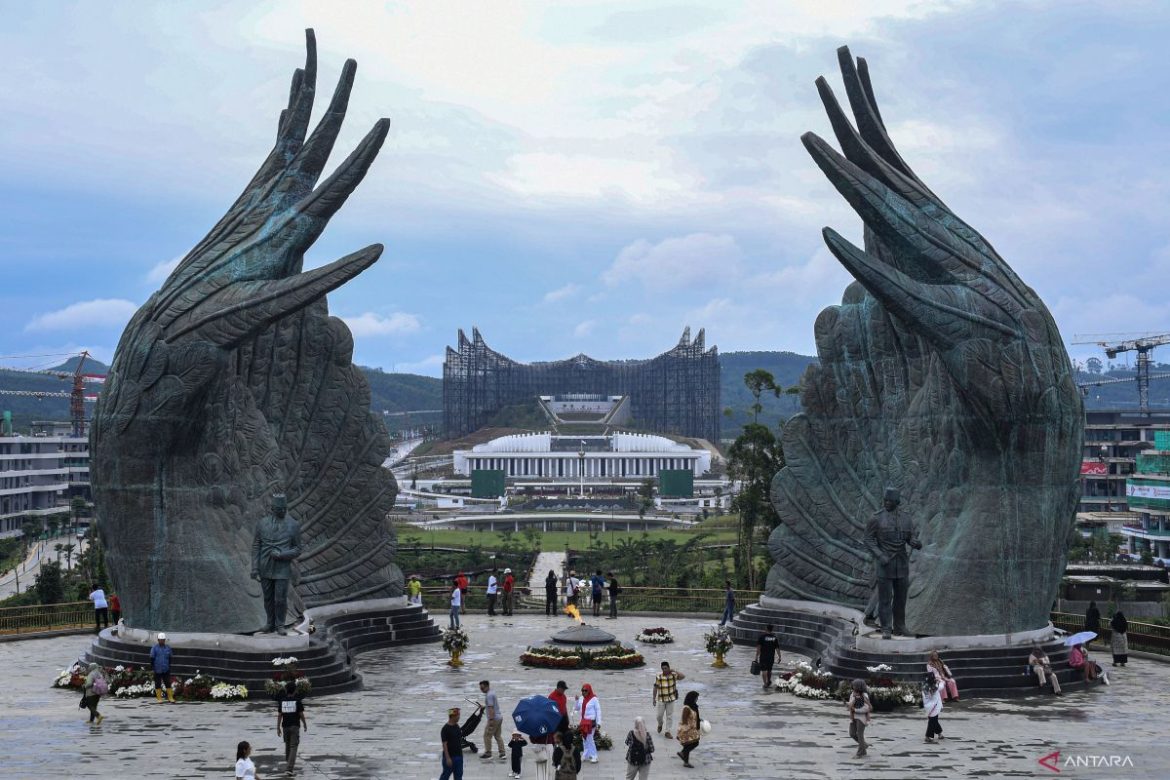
443, 327, 720, 442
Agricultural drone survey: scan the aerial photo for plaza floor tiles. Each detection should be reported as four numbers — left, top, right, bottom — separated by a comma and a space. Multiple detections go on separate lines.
0, 614, 1165, 778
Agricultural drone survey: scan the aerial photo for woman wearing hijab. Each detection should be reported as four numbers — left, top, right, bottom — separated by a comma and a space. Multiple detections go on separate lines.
1110, 610, 1129, 667
576, 683, 602, 764
1085, 601, 1101, 646
675, 690, 701, 769
83, 662, 106, 725
624, 716, 654, 779
926, 650, 959, 701
1027, 644, 1062, 694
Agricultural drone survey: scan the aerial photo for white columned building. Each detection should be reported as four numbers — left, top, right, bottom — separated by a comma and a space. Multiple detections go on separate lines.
453, 432, 711, 480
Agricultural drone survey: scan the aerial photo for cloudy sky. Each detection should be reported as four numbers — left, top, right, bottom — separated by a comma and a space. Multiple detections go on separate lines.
2, 0, 1168, 377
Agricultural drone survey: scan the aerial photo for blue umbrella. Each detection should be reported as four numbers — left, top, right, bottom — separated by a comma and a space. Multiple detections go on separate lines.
511, 695, 563, 737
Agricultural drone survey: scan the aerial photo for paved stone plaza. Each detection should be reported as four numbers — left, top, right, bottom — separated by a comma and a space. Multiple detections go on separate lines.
1, 614, 1165, 779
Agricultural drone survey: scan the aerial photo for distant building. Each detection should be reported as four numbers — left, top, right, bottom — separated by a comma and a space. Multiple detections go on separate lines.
453, 431, 712, 480
1122, 428, 1170, 563
1079, 410, 1170, 515
0, 425, 90, 538
443, 327, 720, 441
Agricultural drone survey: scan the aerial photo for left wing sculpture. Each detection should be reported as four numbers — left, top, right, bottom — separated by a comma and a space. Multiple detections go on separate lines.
91, 30, 401, 633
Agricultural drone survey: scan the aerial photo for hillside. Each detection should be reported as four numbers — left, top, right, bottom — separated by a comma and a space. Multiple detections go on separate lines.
1076, 365, 1170, 410
0, 356, 442, 434
0, 356, 111, 432
720, 350, 817, 434
359, 367, 442, 413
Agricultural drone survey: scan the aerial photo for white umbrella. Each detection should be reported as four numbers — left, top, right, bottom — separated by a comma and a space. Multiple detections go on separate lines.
1064, 630, 1096, 646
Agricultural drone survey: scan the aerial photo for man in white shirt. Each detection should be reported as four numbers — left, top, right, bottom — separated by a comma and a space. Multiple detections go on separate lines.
88, 583, 109, 633
486, 569, 499, 617
450, 579, 462, 628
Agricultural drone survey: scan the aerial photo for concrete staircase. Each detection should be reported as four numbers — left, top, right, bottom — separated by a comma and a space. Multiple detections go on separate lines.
84, 602, 441, 697
731, 600, 1088, 697
86, 632, 362, 695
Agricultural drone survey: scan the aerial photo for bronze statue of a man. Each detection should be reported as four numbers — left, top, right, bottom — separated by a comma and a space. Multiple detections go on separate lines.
251, 493, 302, 634
864, 487, 921, 639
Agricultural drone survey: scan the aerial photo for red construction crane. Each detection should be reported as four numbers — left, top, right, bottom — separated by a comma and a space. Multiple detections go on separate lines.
0, 350, 104, 437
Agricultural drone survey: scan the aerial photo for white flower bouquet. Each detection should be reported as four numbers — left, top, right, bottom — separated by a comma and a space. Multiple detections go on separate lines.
635, 627, 674, 644
441, 626, 470, 654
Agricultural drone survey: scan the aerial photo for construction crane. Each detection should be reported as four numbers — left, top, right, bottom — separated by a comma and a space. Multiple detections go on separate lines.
0, 350, 104, 437
1072, 333, 1170, 414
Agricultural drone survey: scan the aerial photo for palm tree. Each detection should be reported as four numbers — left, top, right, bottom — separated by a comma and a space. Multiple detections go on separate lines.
54, 543, 63, 564
63, 543, 76, 571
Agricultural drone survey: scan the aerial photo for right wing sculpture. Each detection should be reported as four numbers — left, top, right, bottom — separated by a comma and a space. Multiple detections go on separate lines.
91, 31, 401, 633
767, 48, 1083, 636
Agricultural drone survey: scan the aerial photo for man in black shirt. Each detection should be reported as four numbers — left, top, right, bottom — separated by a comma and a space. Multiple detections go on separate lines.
755, 623, 781, 691
606, 571, 620, 619
440, 706, 465, 780
276, 680, 307, 773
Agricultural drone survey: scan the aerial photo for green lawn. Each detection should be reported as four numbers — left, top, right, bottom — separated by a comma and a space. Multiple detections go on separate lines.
395, 523, 738, 551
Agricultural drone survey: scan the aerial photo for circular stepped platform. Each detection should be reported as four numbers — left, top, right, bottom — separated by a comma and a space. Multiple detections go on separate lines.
731, 598, 1089, 697
83, 600, 441, 698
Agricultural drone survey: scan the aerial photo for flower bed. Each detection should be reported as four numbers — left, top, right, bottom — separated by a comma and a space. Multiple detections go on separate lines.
520, 644, 644, 670
265, 656, 312, 697
53, 663, 248, 701
834, 664, 919, 709
571, 728, 613, 751
635, 627, 674, 644
775, 661, 836, 700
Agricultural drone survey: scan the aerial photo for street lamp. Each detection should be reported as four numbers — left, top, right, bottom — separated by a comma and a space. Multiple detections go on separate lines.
578, 444, 585, 499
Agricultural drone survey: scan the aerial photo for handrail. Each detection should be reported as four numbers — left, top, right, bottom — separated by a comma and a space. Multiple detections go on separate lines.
4, 599, 1166, 655
0, 600, 92, 636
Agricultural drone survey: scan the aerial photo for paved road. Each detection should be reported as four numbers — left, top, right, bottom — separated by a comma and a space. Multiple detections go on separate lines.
0, 534, 87, 599
2, 614, 1165, 778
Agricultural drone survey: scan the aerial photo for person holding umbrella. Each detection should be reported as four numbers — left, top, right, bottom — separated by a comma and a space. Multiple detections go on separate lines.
1067, 634, 1109, 685
511, 694, 564, 780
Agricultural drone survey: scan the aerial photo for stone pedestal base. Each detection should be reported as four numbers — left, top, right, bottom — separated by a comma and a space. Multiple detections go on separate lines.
731, 597, 1083, 696
85, 598, 440, 697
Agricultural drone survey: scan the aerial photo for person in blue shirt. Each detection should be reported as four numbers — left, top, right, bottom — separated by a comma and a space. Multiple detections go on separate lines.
150, 633, 174, 702
591, 570, 605, 618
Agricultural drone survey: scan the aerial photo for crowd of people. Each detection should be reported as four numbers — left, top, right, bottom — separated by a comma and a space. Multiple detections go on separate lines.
447, 568, 624, 628
72, 572, 1137, 775
438, 668, 706, 780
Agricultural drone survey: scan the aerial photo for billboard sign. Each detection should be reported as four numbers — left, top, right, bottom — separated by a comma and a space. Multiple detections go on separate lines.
1126, 482, 1170, 501
1080, 461, 1109, 476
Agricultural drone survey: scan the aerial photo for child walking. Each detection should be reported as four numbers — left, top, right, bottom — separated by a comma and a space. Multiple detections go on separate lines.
508, 731, 528, 778
847, 679, 871, 758
922, 673, 945, 743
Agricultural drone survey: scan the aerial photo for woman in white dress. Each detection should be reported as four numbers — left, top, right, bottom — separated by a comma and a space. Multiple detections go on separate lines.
575, 683, 602, 763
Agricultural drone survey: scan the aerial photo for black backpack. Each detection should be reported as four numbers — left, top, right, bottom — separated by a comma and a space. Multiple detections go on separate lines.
626, 734, 649, 766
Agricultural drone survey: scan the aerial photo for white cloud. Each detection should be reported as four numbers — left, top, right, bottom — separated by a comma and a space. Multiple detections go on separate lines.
393, 354, 445, 376
341, 312, 422, 337
491, 151, 697, 204
603, 233, 744, 289
574, 320, 596, 338
543, 283, 581, 303
25, 299, 138, 332
146, 256, 182, 285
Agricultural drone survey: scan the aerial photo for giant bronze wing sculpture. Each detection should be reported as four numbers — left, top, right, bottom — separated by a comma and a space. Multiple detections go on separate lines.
767, 48, 1083, 636
92, 31, 401, 633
